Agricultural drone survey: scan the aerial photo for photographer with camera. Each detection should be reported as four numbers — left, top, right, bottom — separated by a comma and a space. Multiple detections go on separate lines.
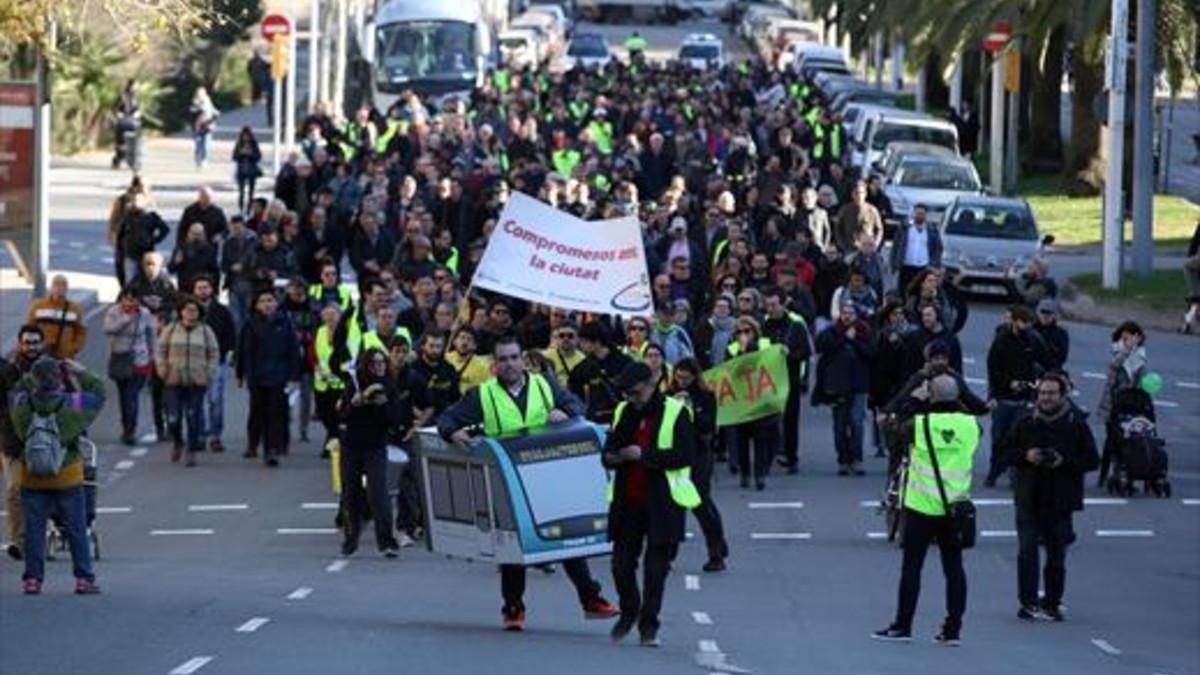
984, 305, 1050, 487
1004, 373, 1098, 622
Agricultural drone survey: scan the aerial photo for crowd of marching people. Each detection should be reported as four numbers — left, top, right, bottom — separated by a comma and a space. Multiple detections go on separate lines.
2, 46, 1168, 640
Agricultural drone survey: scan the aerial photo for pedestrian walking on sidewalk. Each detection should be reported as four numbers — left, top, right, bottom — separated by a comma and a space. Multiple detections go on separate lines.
103, 289, 156, 445
233, 127, 264, 213
605, 362, 701, 647
1, 326, 46, 561
1005, 373, 1098, 622
189, 87, 219, 169
155, 296, 219, 466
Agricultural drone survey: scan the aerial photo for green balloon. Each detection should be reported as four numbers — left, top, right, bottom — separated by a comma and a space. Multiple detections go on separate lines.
1140, 371, 1164, 396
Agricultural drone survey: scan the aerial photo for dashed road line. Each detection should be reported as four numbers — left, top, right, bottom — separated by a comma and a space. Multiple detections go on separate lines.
235, 617, 270, 633
964, 376, 986, 386
188, 504, 249, 512
96, 506, 133, 514
301, 502, 338, 510
685, 574, 700, 591
1154, 400, 1180, 408
130, 447, 149, 457
750, 532, 812, 540
169, 656, 214, 674
1091, 638, 1122, 655
698, 640, 721, 653
1181, 498, 1200, 506
277, 528, 338, 535
1096, 529, 1155, 537
962, 357, 976, 365
1082, 372, 1107, 380
748, 501, 804, 509
326, 559, 349, 573
114, 459, 135, 470
151, 529, 214, 536
691, 611, 713, 625
866, 532, 888, 539
67, 241, 84, 248
1176, 381, 1199, 389
286, 587, 313, 600
981, 530, 1017, 538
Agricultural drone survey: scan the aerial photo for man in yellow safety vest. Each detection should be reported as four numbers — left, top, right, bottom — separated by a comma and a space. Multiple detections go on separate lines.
874, 374, 979, 646
603, 361, 700, 647
436, 335, 618, 631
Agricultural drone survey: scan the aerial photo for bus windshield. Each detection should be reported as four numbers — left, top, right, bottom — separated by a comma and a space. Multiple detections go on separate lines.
377, 21, 477, 81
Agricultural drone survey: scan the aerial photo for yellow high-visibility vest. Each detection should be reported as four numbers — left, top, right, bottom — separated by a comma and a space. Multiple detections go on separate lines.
479, 374, 553, 437
605, 396, 701, 509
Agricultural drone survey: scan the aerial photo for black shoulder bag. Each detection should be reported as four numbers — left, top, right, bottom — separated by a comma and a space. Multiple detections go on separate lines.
922, 415, 976, 549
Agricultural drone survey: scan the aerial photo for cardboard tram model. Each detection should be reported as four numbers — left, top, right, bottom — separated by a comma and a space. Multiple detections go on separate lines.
412, 421, 612, 565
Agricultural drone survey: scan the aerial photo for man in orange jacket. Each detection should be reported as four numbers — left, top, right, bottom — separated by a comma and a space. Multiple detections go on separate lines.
25, 275, 87, 359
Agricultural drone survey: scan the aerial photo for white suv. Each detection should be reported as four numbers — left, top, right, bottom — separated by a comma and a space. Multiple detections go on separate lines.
678, 33, 724, 70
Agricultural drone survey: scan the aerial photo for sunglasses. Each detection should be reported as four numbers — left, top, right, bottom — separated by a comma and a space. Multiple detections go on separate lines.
557, 332, 576, 339
628, 325, 646, 333
737, 328, 755, 335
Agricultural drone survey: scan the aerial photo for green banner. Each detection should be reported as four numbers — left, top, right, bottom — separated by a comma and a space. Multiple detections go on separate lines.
702, 345, 791, 427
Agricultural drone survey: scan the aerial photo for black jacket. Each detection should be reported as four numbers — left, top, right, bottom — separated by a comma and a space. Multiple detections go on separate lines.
236, 312, 301, 387
987, 327, 1048, 400
177, 202, 228, 246
126, 272, 179, 322
568, 348, 634, 424
1033, 322, 1070, 373
201, 300, 236, 363
339, 377, 403, 450
1005, 406, 1099, 514
119, 209, 170, 259
602, 394, 695, 545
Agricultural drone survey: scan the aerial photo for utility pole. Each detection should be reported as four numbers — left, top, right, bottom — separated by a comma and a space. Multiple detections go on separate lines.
308, 0, 321, 111
1102, 0, 1130, 290
31, 19, 54, 297
891, 31, 904, 92
949, 58, 963, 112
873, 32, 884, 90
1131, 0, 1155, 278
319, 1, 333, 104
990, 51, 1006, 194
334, 0, 348, 117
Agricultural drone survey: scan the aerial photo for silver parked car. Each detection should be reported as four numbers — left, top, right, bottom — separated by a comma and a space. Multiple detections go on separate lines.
884, 152, 982, 228
941, 196, 1054, 297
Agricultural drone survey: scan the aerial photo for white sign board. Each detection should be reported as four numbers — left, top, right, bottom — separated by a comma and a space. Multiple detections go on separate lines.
472, 193, 652, 317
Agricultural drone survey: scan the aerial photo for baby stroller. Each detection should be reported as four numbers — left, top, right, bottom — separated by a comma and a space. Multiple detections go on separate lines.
47, 437, 102, 561
1103, 388, 1170, 498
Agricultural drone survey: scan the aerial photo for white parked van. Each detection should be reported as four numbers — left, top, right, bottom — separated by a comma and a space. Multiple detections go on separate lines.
852, 111, 959, 173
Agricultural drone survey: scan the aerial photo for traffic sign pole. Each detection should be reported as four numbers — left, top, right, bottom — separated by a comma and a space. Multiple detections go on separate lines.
262, 14, 293, 178
273, 51, 283, 176
285, 31, 297, 157
1103, 0, 1129, 290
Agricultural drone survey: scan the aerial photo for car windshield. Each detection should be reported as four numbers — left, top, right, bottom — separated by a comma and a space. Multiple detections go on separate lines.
500, 36, 530, 49
872, 121, 957, 151
377, 21, 476, 81
896, 163, 980, 190
945, 204, 1037, 240
569, 40, 607, 57
680, 44, 719, 59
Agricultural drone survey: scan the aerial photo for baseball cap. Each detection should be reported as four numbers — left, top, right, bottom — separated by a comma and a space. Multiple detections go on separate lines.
1036, 298, 1058, 315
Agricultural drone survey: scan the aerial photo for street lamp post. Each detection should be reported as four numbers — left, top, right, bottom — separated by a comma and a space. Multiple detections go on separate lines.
1102, 0, 1130, 290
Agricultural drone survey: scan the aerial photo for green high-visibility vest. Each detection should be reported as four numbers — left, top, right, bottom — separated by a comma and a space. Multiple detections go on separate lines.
710, 238, 729, 272
624, 35, 648, 53
362, 327, 412, 354
308, 283, 354, 311
313, 325, 346, 392
587, 120, 614, 155
811, 123, 826, 160
568, 100, 590, 122
375, 120, 404, 154
493, 68, 511, 93
738, 62, 749, 75
829, 125, 842, 160
623, 342, 649, 361
903, 412, 980, 517
592, 173, 612, 193
479, 373, 553, 437
682, 102, 695, 123
605, 396, 701, 509
726, 337, 771, 358
786, 311, 809, 380
552, 148, 582, 176
437, 246, 460, 274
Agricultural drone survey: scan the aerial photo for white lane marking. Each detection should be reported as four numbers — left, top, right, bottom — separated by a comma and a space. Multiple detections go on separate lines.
1181, 498, 1200, 506
96, 506, 132, 514
685, 575, 700, 590
151, 529, 214, 536
692, 611, 713, 625
1096, 529, 1155, 537
962, 357, 976, 365
1082, 371, 1107, 380
301, 502, 338, 510
860, 500, 882, 508
686, 531, 695, 540
748, 501, 804, 509
286, 587, 313, 600
981, 530, 1017, 537
67, 241, 84, 248
866, 532, 888, 539
750, 532, 812, 540
235, 617, 270, 633
1154, 400, 1179, 408
964, 376, 986, 386
1091, 638, 1122, 655
1083, 498, 1129, 506
972, 498, 1012, 506
130, 447, 149, 457
277, 528, 338, 535
188, 504, 249, 512
698, 640, 721, 653
137, 432, 158, 444
114, 460, 135, 470
326, 559, 349, 573
1177, 381, 1200, 389
169, 656, 214, 674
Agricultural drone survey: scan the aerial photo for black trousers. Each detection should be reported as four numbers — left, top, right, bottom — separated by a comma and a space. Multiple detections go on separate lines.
690, 442, 727, 560
898, 265, 925, 296
611, 508, 678, 634
314, 389, 341, 448
150, 369, 166, 436
1016, 507, 1072, 609
340, 442, 396, 550
894, 509, 967, 632
736, 417, 779, 480
501, 558, 599, 611
781, 368, 803, 467
248, 386, 287, 461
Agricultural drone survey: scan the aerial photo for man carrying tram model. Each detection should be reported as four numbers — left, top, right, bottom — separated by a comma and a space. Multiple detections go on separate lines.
436, 334, 619, 631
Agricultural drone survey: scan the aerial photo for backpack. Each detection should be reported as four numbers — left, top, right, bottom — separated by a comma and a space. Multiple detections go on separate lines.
24, 402, 67, 477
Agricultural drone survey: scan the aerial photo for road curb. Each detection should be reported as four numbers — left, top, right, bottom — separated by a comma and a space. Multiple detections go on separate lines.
1059, 282, 1193, 336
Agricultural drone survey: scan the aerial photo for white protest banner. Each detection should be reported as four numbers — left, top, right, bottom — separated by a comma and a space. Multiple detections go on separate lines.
472, 193, 652, 317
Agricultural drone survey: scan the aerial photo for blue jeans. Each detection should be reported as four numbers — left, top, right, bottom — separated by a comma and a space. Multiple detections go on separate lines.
22, 487, 94, 582
167, 385, 207, 451
205, 364, 228, 440
193, 130, 211, 166
115, 374, 147, 437
832, 393, 867, 466
988, 400, 1027, 481
229, 289, 251, 336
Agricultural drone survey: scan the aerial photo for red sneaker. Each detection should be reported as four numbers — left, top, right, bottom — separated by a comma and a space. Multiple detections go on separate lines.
583, 596, 619, 620
502, 606, 525, 631
22, 578, 41, 595
74, 578, 101, 595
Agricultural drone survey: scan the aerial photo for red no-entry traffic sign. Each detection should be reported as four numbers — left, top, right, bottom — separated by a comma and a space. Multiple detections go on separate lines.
261, 14, 292, 41
983, 21, 1012, 53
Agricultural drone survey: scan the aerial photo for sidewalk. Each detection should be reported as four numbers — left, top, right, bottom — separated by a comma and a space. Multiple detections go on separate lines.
1162, 95, 1200, 205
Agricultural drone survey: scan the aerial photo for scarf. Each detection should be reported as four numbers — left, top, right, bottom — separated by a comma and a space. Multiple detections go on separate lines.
1033, 401, 1070, 424
709, 315, 736, 362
